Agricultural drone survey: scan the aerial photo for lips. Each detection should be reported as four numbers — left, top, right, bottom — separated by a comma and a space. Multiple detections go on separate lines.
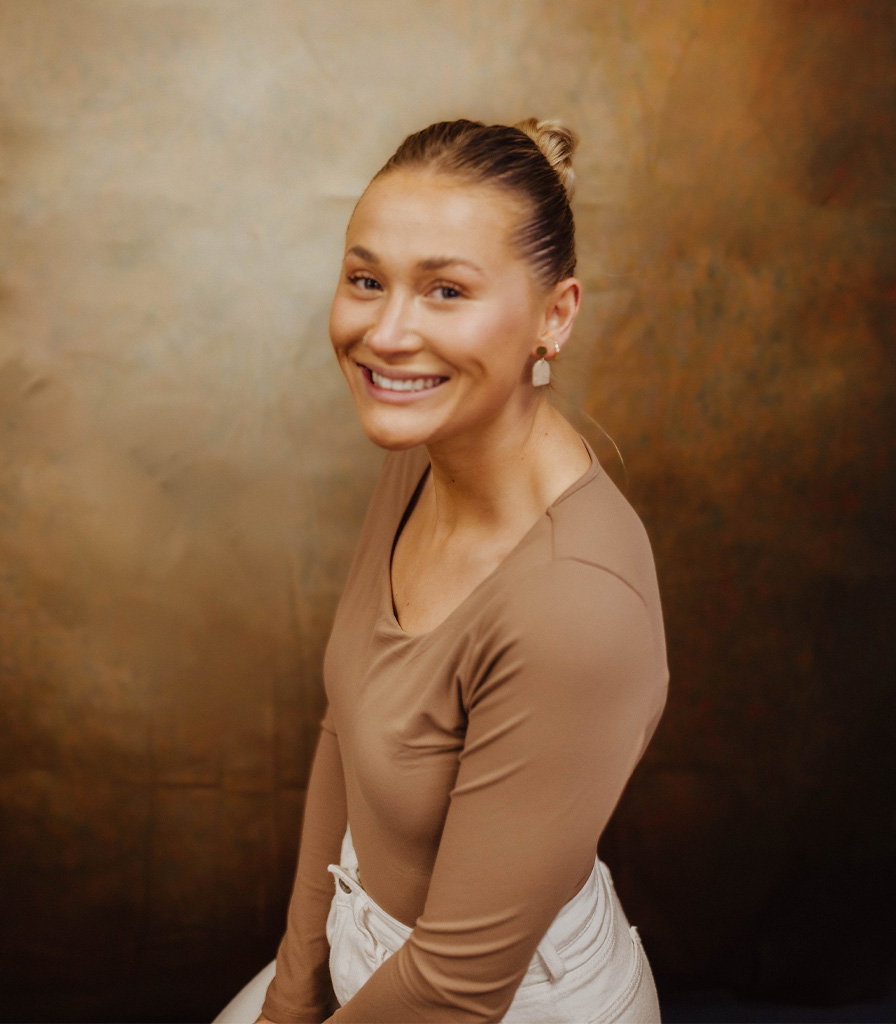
362, 364, 448, 393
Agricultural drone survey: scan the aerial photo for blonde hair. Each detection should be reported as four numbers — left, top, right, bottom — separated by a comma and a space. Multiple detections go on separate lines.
374, 118, 578, 288
513, 117, 577, 201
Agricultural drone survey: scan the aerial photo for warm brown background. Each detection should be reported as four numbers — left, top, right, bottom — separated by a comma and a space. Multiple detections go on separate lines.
1, 2, 894, 1021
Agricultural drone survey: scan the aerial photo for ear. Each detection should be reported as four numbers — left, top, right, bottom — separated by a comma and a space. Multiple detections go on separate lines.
536, 277, 581, 356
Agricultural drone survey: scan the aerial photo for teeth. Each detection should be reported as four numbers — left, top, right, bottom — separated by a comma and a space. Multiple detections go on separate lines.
370, 369, 444, 392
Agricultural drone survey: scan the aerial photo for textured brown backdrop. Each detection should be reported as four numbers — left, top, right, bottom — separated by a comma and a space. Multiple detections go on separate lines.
1, 2, 894, 1021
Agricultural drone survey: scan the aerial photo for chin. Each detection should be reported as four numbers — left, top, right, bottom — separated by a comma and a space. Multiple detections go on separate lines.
353, 403, 444, 451
366, 432, 427, 452
358, 418, 432, 452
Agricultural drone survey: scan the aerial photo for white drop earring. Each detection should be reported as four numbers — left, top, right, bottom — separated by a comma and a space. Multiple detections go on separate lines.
532, 343, 560, 386
532, 346, 550, 387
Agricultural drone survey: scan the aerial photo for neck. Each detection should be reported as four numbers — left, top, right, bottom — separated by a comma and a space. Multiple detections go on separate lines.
422, 399, 585, 537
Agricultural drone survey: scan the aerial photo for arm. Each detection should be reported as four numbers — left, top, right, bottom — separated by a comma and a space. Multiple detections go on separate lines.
262, 718, 347, 1023
326, 562, 667, 1023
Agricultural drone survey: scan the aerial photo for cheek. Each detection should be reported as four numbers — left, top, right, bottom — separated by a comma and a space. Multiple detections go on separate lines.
328, 295, 359, 352
463, 299, 540, 367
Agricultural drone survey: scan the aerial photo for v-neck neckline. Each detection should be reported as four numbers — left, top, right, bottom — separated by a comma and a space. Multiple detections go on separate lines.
384, 439, 600, 640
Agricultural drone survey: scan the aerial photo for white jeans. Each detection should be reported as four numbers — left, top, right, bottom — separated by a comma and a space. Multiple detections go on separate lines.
325, 828, 660, 1024
212, 830, 660, 1024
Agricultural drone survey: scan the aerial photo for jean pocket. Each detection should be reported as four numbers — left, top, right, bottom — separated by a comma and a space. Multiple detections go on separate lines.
602, 927, 659, 1024
507, 925, 657, 1023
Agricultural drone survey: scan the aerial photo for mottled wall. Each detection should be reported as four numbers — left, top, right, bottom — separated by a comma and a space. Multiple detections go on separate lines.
0, 2, 893, 1021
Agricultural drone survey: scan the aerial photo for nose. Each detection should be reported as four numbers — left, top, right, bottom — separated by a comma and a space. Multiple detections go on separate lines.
364, 291, 420, 357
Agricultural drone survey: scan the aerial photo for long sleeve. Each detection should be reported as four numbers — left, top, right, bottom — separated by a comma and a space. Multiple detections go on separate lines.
325, 560, 667, 1023
263, 717, 347, 1023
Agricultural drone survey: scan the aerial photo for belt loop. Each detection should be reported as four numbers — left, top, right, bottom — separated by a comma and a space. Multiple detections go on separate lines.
536, 934, 568, 982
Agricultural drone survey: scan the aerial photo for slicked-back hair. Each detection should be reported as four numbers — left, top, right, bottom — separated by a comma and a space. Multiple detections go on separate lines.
373, 120, 576, 290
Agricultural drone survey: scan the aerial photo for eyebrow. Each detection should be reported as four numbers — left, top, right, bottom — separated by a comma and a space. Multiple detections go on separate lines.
345, 245, 484, 276
346, 245, 378, 263
418, 256, 485, 275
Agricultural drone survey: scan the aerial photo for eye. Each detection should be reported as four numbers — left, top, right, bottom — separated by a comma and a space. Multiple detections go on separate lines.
431, 283, 463, 300
348, 273, 382, 292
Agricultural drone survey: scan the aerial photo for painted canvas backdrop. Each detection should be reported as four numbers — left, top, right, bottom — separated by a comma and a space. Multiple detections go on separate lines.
1, 2, 893, 1020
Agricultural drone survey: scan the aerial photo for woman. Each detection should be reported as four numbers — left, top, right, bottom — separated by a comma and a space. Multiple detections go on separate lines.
218, 118, 667, 1023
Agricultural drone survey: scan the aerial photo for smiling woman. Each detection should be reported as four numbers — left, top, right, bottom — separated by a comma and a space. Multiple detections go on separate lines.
329, 169, 579, 455
214, 119, 668, 1024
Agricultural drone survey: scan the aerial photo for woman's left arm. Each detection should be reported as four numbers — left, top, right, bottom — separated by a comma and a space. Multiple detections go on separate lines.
326, 559, 667, 1023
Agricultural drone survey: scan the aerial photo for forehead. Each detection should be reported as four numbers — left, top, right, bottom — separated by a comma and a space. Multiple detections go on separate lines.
346, 170, 524, 263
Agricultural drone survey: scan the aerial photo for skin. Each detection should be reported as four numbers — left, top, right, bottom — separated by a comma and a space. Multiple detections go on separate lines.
329, 168, 590, 635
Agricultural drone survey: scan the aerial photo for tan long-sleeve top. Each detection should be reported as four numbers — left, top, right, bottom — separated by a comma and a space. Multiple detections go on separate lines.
262, 443, 668, 1023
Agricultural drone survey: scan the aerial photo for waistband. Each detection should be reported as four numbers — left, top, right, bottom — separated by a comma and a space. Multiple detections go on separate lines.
328, 827, 622, 984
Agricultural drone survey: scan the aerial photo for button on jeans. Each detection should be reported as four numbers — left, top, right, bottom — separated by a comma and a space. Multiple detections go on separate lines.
326, 828, 660, 1023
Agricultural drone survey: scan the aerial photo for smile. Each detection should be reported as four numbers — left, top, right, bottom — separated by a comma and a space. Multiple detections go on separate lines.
366, 367, 448, 393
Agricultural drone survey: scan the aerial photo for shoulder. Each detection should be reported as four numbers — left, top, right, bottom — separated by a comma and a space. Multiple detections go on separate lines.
463, 467, 667, 710
548, 464, 660, 601
461, 557, 667, 743
510, 463, 665, 647
466, 555, 663, 695
501, 556, 658, 663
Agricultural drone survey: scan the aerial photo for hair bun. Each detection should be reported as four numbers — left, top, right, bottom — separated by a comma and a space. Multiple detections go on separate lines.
514, 118, 578, 199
